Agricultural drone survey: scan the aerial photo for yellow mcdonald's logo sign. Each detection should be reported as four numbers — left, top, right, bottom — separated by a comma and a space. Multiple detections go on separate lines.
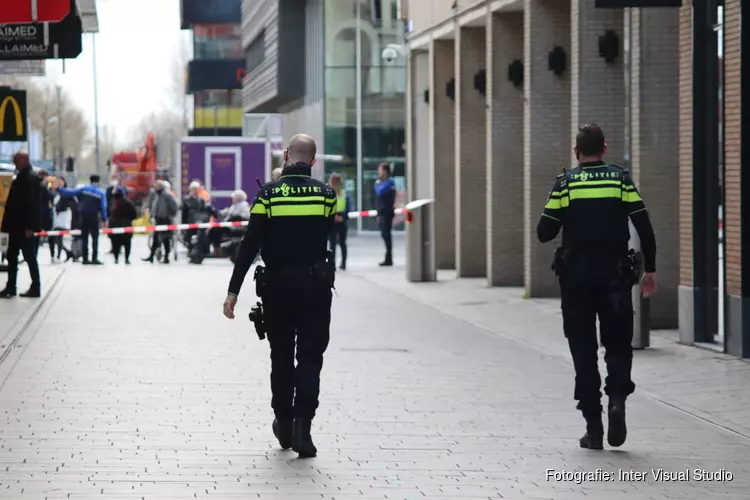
0, 96, 23, 137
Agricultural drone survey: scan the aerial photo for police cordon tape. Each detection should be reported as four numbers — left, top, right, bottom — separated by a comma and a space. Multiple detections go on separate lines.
34, 198, 435, 237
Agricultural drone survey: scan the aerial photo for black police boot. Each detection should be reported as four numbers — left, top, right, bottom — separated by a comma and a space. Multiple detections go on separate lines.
292, 418, 317, 458
607, 397, 627, 447
272, 418, 293, 450
579, 414, 604, 450
0, 287, 16, 299
20, 287, 41, 298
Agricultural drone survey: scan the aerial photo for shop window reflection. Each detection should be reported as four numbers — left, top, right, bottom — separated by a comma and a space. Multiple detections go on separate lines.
193, 23, 243, 60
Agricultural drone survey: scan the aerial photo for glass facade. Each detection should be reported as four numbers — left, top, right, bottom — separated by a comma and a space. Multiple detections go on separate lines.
323, 0, 407, 231
193, 23, 243, 60
193, 90, 243, 128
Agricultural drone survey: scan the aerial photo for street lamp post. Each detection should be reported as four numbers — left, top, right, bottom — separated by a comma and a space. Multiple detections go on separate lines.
93, 33, 101, 172
56, 85, 63, 172
355, 0, 363, 233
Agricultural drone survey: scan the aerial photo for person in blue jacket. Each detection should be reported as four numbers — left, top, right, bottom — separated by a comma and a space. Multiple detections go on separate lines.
54, 174, 108, 265
327, 173, 351, 270
374, 162, 396, 266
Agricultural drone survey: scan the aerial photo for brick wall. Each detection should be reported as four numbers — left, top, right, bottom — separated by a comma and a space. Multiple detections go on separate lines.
678, 2, 693, 288
455, 27, 488, 277
570, 1, 623, 163
724, 0, 741, 297
486, 12, 524, 286
432, 40, 456, 269
523, 0, 571, 298
631, 7, 680, 328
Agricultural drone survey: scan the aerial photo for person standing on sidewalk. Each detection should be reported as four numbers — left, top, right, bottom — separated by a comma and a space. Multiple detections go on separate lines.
223, 134, 337, 459
374, 162, 396, 266
0, 152, 42, 298
142, 180, 178, 264
55, 174, 108, 265
50, 178, 75, 262
109, 189, 137, 264
536, 124, 658, 451
327, 173, 351, 270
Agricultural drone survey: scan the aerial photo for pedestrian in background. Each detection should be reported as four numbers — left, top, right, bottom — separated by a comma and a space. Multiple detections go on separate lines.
537, 124, 658, 450
374, 162, 396, 267
55, 174, 108, 265
143, 180, 178, 264
37, 170, 55, 262
328, 173, 351, 270
109, 189, 137, 264
50, 178, 75, 263
0, 152, 42, 298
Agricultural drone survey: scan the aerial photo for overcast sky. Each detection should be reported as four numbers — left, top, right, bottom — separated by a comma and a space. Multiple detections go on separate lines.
44, 0, 190, 143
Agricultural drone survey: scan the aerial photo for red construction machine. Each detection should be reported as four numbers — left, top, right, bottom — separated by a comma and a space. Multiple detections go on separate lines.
110, 132, 159, 209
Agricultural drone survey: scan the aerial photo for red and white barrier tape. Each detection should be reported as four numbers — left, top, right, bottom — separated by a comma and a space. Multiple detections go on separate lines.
34, 199, 434, 237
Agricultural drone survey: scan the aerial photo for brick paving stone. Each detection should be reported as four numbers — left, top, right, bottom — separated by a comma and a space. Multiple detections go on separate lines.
0, 238, 747, 499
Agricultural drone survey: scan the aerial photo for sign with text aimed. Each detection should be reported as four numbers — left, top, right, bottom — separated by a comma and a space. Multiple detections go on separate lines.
0, 12, 82, 60
0, 0, 71, 24
596, 0, 681, 6
0, 89, 27, 142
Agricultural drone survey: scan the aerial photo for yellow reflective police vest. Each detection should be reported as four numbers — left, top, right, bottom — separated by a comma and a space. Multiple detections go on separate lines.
336, 191, 346, 213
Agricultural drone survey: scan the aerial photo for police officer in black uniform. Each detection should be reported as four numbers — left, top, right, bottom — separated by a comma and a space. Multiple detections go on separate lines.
537, 124, 658, 450
223, 134, 337, 458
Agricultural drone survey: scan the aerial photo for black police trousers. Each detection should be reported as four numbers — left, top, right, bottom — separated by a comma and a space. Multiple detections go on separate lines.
80, 212, 100, 262
263, 273, 332, 421
560, 254, 636, 417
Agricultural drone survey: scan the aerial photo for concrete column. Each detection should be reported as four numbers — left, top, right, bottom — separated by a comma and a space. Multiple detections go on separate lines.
486, 11, 524, 286
455, 26, 488, 278
570, 0, 624, 163
630, 7, 679, 329
677, 2, 694, 340
431, 40, 456, 270
523, 0, 571, 298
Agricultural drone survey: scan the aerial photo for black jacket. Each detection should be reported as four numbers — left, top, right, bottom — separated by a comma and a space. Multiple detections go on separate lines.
181, 195, 211, 224
1, 167, 41, 236
228, 163, 337, 296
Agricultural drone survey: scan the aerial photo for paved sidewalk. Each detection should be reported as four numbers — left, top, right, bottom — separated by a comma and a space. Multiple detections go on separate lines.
0, 238, 747, 499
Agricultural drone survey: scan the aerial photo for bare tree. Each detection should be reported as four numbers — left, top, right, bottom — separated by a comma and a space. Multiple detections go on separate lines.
166, 34, 191, 136
0, 76, 92, 167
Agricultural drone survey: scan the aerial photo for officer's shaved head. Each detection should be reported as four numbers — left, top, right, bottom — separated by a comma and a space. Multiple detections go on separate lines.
286, 134, 317, 165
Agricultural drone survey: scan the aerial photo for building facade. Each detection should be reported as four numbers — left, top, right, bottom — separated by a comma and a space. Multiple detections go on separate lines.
242, 0, 408, 231
181, 0, 245, 136
405, 0, 750, 357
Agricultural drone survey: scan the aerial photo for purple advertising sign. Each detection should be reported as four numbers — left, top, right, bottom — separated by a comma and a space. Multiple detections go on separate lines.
179, 138, 267, 210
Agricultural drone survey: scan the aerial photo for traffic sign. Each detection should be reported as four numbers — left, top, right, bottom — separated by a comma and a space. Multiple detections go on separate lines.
0, 0, 71, 24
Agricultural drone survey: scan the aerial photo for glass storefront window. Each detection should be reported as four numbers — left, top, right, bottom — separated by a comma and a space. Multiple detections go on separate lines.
323, 0, 407, 232
193, 23, 242, 60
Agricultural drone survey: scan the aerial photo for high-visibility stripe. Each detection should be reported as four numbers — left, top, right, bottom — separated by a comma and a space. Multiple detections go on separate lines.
269, 195, 327, 204
544, 197, 570, 209
250, 203, 267, 215
568, 180, 621, 188
568, 187, 621, 200
270, 204, 329, 217
622, 191, 643, 203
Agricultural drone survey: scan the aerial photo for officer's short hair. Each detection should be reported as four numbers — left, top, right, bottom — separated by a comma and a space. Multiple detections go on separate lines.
575, 124, 606, 157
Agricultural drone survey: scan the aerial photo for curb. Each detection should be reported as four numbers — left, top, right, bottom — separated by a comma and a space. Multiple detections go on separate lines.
0, 268, 65, 367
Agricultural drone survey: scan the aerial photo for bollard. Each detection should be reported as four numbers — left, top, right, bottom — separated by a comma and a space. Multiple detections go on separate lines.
630, 220, 650, 349
405, 202, 436, 282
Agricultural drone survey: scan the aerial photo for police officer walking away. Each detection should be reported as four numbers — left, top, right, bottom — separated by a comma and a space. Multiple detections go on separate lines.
223, 134, 337, 458
537, 124, 658, 450
55, 174, 108, 265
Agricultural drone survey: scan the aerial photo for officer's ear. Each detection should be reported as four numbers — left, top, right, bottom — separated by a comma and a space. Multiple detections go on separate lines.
284, 150, 289, 164
309, 157, 316, 168
573, 146, 580, 160
602, 143, 608, 156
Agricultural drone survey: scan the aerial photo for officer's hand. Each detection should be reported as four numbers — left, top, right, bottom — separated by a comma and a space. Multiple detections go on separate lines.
335, 215, 344, 222
223, 294, 237, 319
641, 272, 657, 298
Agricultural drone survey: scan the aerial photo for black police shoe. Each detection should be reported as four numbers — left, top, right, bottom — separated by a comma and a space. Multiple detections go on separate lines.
579, 416, 604, 450
608, 397, 627, 447
20, 288, 41, 298
292, 418, 317, 458
272, 418, 293, 450
0, 287, 16, 299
